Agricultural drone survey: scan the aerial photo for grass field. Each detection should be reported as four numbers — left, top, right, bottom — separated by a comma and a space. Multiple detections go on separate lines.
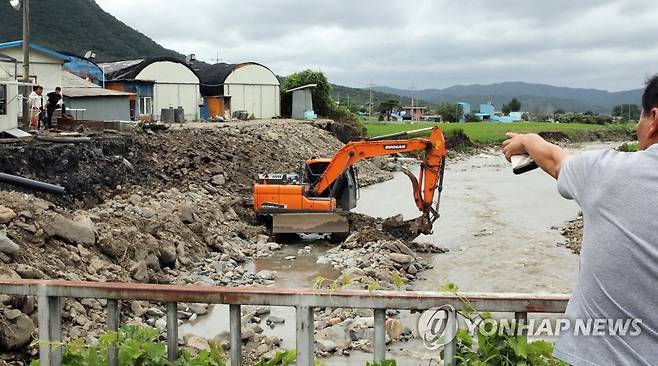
364, 122, 637, 144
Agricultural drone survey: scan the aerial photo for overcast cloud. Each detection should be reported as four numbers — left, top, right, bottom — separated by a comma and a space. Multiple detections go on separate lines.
95, 0, 658, 91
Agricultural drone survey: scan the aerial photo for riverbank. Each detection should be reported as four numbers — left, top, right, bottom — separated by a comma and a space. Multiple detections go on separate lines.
365, 121, 637, 144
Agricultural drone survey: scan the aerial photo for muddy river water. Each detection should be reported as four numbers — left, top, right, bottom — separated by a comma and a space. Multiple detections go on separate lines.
181, 142, 620, 364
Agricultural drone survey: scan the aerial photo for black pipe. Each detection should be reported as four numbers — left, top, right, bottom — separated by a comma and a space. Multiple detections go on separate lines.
36, 136, 92, 143
0, 173, 66, 195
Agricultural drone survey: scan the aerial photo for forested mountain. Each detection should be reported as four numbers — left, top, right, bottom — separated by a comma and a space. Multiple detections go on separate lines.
0, 0, 183, 62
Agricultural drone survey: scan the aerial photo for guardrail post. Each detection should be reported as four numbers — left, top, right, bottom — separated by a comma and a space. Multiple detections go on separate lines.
229, 304, 241, 366
515, 311, 528, 342
374, 308, 386, 362
38, 295, 62, 366
167, 302, 178, 362
106, 299, 119, 366
296, 306, 314, 366
442, 306, 457, 366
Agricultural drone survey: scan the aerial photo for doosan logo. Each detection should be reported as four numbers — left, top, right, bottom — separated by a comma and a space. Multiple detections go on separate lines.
384, 144, 407, 150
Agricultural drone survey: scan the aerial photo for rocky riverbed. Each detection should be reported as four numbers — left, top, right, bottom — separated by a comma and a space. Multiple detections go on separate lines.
0, 122, 441, 365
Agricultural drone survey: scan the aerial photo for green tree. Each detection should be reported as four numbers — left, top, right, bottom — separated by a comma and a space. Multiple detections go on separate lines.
436, 103, 462, 122
377, 99, 400, 114
508, 97, 522, 112
612, 104, 641, 121
464, 112, 480, 122
502, 98, 522, 115
282, 70, 334, 116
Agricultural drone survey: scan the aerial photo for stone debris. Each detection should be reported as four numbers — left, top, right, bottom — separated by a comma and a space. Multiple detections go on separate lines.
0, 123, 452, 364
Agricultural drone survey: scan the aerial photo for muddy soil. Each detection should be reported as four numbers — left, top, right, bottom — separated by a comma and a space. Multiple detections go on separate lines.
0, 123, 393, 208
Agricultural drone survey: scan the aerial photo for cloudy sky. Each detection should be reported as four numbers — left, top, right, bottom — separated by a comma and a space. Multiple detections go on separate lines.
95, 0, 658, 91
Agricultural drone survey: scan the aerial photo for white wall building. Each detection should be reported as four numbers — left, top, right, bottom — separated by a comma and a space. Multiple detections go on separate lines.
0, 41, 66, 92
198, 62, 280, 119
100, 57, 201, 121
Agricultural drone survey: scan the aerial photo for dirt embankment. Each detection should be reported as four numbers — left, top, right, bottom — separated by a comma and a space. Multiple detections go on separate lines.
0, 123, 411, 363
561, 214, 583, 254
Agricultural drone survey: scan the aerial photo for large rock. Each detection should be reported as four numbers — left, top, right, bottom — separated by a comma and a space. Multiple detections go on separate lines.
176, 205, 195, 224
256, 270, 276, 281
385, 318, 406, 341
0, 206, 17, 224
317, 339, 337, 353
15, 264, 43, 279
185, 336, 211, 351
43, 214, 96, 246
158, 243, 177, 268
316, 324, 350, 349
211, 174, 226, 186
130, 261, 149, 283
388, 253, 413, 264
0, 234, 19, 255
0, 313, 34, 350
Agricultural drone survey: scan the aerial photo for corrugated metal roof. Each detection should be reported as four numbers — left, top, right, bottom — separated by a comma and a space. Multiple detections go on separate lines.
285, 84, 317, 93
196, 62, 277, 97
61, 71, 133, 98
98, 57, 197, 82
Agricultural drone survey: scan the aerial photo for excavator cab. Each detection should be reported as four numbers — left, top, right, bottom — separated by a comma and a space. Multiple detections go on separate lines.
302, 159, 358, 211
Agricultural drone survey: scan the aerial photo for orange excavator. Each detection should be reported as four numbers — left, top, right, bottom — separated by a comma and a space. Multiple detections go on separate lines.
253, 126, 447, 241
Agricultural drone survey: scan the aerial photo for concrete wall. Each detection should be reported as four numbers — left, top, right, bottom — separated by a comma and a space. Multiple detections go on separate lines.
1, 48, 63, 93
137, 62, 200, 121
225, 64, 280, 119
64, 96, 130, 121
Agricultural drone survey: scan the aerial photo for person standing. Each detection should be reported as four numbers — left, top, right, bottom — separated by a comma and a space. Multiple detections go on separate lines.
45, 87, 65, 129
501, 75, 658, 365
27, 85, 44, 130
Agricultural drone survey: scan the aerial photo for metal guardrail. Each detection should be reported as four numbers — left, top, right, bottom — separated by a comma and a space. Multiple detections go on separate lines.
0, 280, 570, 366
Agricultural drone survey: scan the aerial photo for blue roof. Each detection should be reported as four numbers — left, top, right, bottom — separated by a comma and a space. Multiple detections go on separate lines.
0, 40, 70, 62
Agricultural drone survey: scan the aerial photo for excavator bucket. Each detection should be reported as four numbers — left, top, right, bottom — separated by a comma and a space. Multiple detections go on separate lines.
271, 212, 350, 234
382, 214, 433, 241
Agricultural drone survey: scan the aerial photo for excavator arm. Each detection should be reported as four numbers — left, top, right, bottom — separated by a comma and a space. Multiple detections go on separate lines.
312, 127, 446, 230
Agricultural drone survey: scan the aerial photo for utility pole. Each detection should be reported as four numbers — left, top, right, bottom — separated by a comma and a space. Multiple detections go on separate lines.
17, 0, 30, 131
409, 85, 416, 122
368, 81, 375, 119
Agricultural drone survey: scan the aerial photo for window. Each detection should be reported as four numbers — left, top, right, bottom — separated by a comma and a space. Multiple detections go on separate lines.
139, 97, 153, 115
0, 84, 6, 115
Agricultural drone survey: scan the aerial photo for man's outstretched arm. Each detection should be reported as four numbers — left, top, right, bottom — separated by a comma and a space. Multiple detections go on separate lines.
502, 133, 569, 179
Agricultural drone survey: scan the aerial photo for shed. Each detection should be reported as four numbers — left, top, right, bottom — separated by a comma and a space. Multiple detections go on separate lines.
197, 62, 280, 119
100, 57, 200, 121
286, 84, 316, 120
61, 71, 132, 121
0, 40, 68, 92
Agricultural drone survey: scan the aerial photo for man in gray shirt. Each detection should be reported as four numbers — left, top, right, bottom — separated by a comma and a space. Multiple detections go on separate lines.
502, 76, 658, 365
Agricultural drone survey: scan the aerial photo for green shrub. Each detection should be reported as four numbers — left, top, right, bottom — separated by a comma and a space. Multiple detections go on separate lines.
617, 142, 639, 152
30, 325, 225, 366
